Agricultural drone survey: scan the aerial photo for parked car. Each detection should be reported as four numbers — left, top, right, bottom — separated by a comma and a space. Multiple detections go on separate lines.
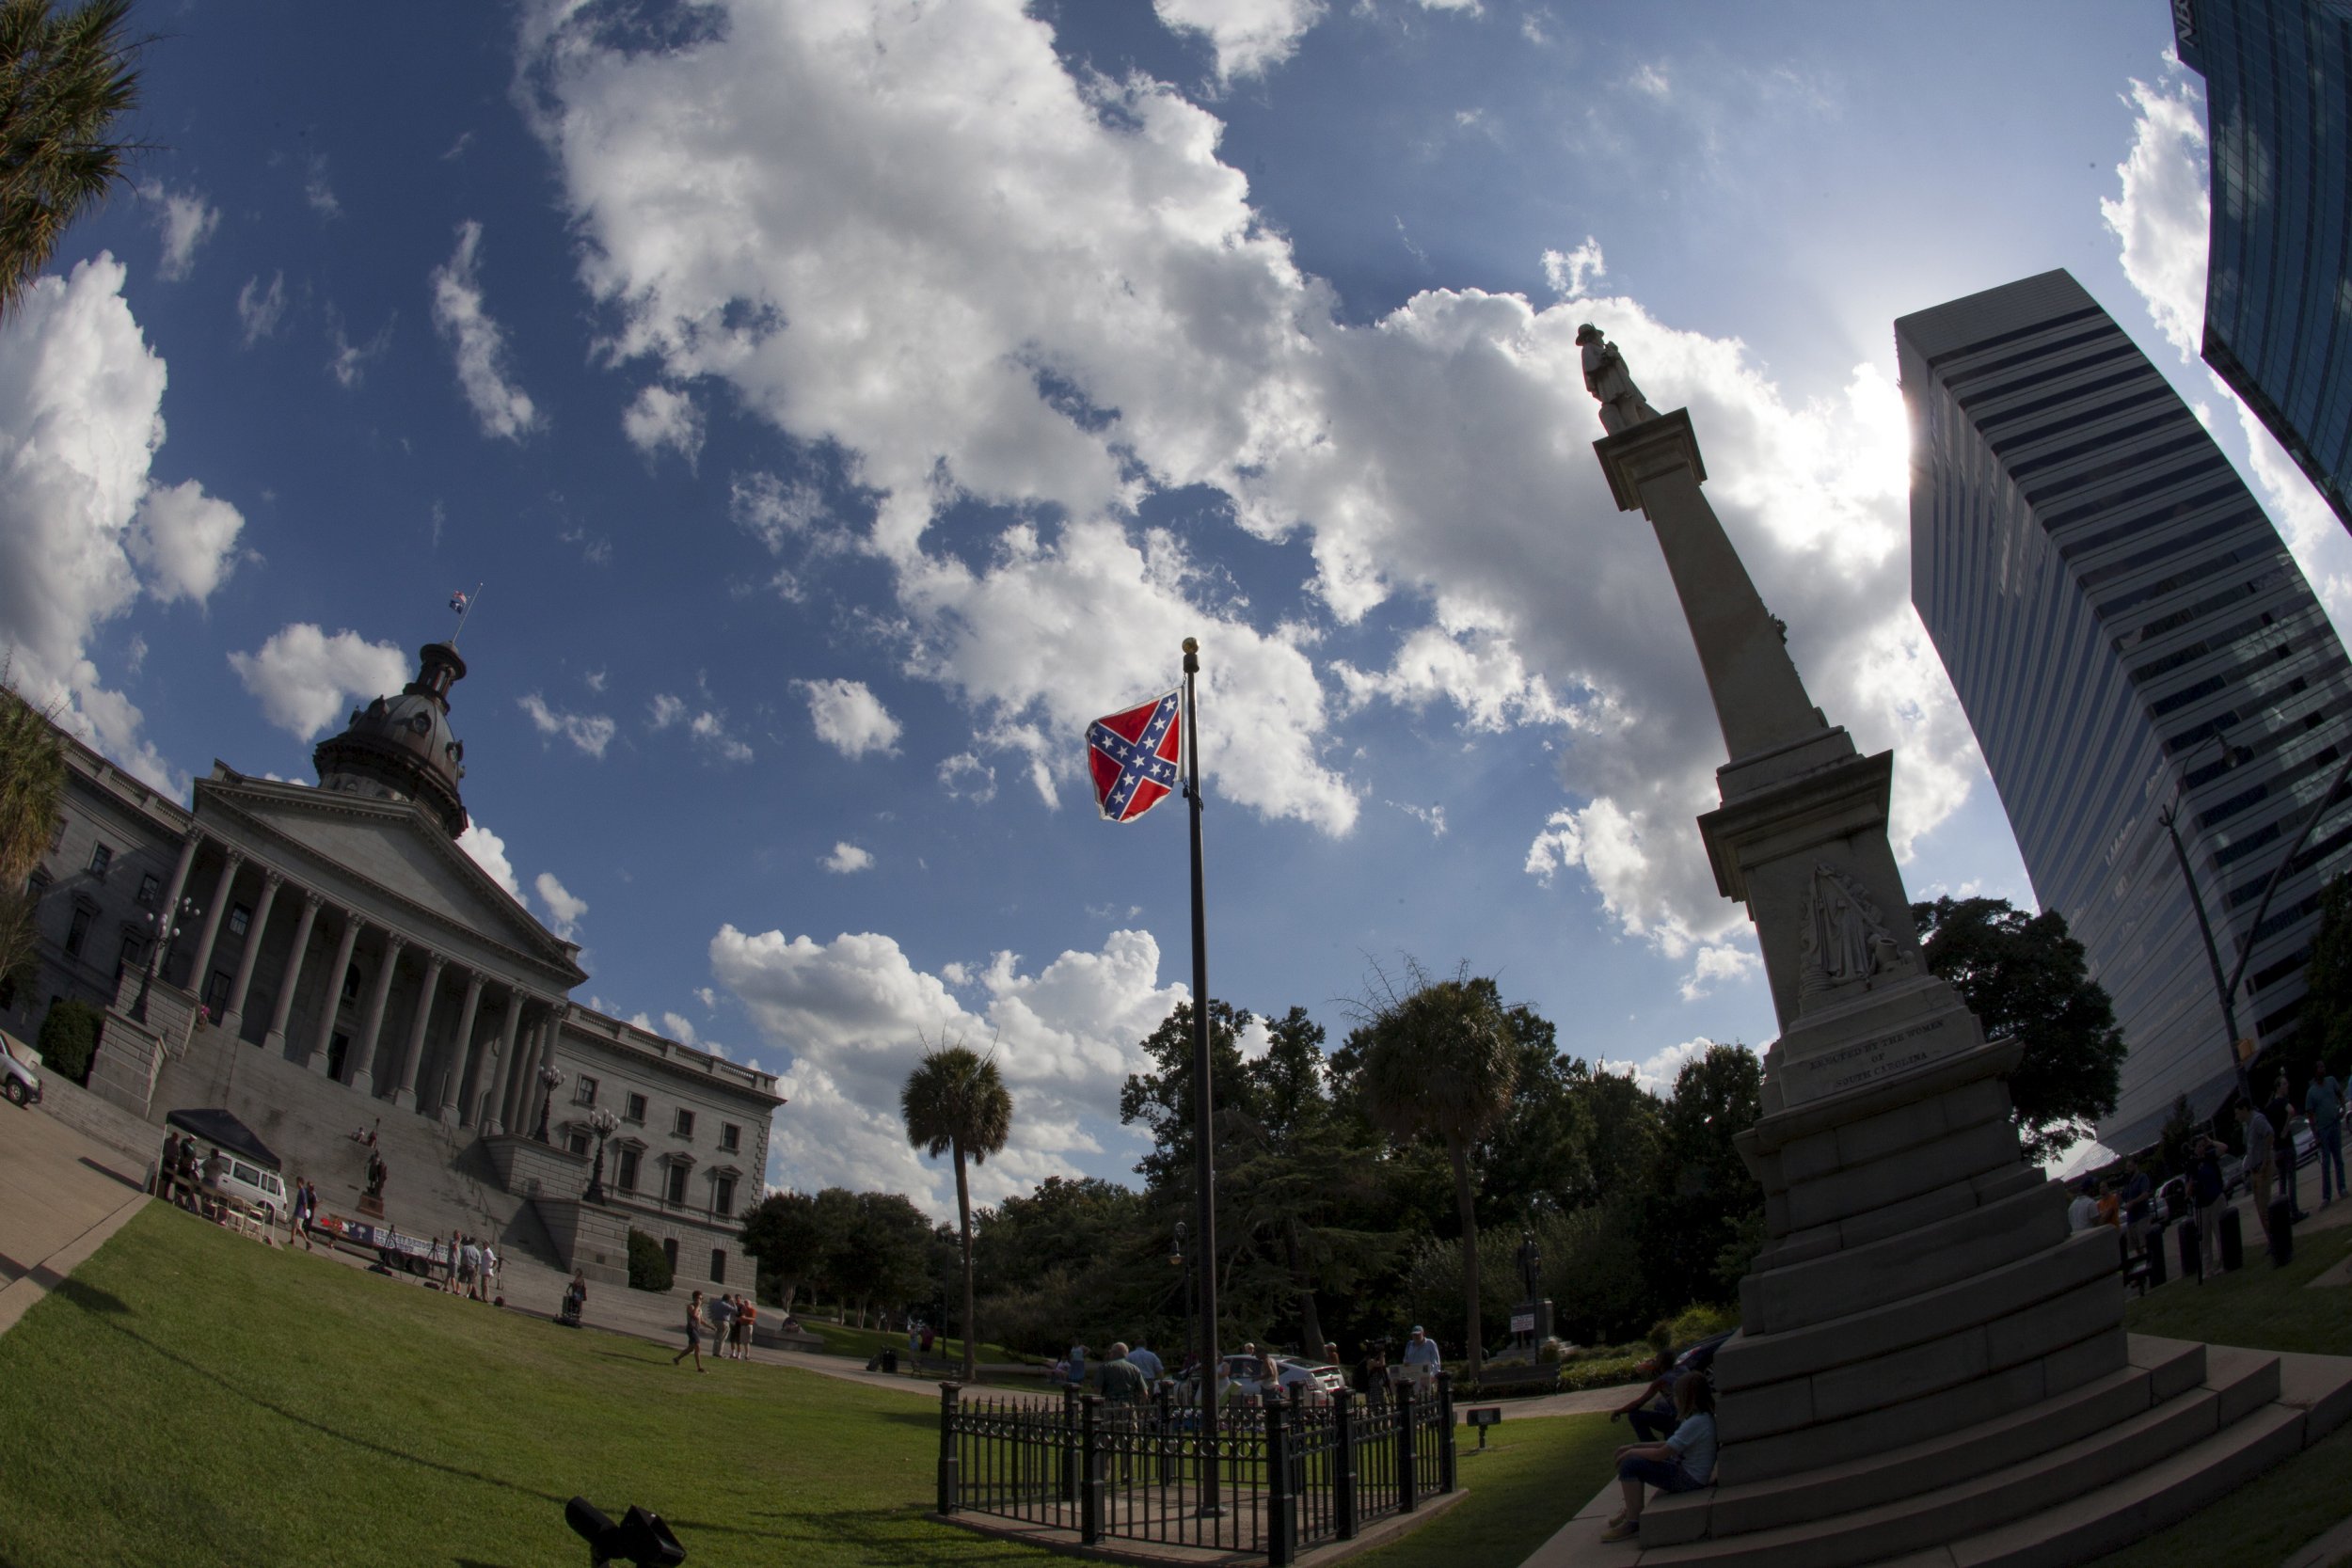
1182, 1353, 1345, 1406
0, 1030, 40, 1107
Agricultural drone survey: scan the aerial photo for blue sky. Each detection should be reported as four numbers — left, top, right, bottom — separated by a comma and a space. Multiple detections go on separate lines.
2, 0, 2338, 1214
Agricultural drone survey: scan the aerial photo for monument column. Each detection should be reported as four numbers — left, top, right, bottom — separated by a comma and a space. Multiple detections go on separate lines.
308, 910, 361, 1075
263, 891, 324, 1055
217, 869, 283, 1038
154, 831, 201, 946
392, 950, 446, 1110
183, 847, 246, 1006
347, 932, 405, 1096
480, 989, 525, 1133
440, 971, 487, 1123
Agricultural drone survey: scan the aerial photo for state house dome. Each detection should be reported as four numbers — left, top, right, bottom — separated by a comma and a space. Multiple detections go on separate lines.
312, 641, 470, 838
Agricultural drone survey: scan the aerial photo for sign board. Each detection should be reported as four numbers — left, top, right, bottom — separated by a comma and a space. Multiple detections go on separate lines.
1466, 1407, 1502, 1428
1509, 1311, 1534, 1334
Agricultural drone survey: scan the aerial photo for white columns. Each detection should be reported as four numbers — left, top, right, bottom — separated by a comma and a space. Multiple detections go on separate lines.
392, 951, 446, 1110
264, 892, 324, 1054
184, 848, 246, 1006
347, 932, 404, 1096
480, 990, 524, 1133
501, 1009, 543, 1133
440, 972, 486, 1123
218, 870, 282, 1038
309, 911, 361, 1075
153, 832, 200, 965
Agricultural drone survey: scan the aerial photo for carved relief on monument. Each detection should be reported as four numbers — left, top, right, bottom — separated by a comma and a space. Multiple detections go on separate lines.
1795, 861, 1910, 1003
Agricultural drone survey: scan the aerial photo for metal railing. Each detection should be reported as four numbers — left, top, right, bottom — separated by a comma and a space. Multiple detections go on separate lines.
939, 1373, 1455, 1565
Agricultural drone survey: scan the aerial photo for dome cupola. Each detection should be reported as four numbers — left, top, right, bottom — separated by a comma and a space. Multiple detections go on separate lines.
312, 642, 470, 838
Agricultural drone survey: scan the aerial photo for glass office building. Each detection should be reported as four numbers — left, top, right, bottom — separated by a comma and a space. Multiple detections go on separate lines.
1897, 270, 2352, 1148
2175, 0, 2352, 532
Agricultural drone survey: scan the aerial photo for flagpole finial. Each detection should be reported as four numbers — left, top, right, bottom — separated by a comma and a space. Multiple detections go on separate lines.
1183, 637, 1199, 655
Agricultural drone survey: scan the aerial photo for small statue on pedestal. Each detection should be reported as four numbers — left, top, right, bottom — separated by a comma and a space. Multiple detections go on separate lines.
1578, 323, 1661, 434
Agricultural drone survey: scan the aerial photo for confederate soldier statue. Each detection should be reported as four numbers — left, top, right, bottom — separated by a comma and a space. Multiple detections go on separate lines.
1518, 1229, 1542, 1300
1578, 323, 1661, 434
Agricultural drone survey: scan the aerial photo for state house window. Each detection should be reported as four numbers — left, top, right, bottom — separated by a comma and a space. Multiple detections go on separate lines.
64, 906, 93, 958
664, 1164, 688, 1205
672, 1108, 695, 1138
709, 1249, 726, 1284
116, 931, 147, 975
662, 1237, 679, 1272
574, 1074, 599, 1107
625, 1092, 647, 1123
135, 873, 159, 907
720, 1122, 740, 1153
87, 844, 112, 878
342, 964, 362, 1002
713, 1174, 737, 1217
228, 903, 250, 938
203, 969, 231, 1014
617, 1148, 641, 1193
566, 1129, 590, 1157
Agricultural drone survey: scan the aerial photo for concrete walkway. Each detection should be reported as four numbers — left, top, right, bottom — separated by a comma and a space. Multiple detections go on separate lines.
0, 1098, 152, 1338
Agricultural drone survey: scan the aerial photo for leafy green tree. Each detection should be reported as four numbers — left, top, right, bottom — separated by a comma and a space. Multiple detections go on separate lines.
1351, 965, 1518, 1376
2154, 1093, 2200, 1181
0, 0, 143, 314
2290, 872, 2352, 1084
1638, 1043, 1762, 1309
901, 1043, 1012, 1383
738, 1189, 830, 1313
1119, 999, 1260, 1191
1912, 896, 2127, 1162
836, 1190, 935, 1326
0, 680, 66, 1001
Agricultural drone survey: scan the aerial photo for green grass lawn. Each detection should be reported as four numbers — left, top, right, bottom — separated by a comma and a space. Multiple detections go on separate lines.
793, 1317, 1028, 1368
0, 1204, 1041, 1568
1352, 1413, 1618, 1568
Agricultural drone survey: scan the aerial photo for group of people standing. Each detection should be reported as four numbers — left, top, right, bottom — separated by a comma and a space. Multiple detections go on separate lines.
672, 1290, 758, 1370
432, 1231, 500, 1301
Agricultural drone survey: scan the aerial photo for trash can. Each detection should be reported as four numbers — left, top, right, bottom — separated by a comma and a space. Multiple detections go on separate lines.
882, 1347, 899, 1373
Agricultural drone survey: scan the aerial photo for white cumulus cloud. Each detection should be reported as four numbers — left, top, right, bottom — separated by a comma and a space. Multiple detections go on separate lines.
622, 383, 702, 464
138, 182, 218, 281
458, 821, 520, 898
129, 480, 244, 604
796, 677, 901, 759
430, 220, 541, 440
2101, 70, 2210, 363
535, 870, 588, 938
228, 625, 407, 740
1152, 0, 1326, 80
821, 842, 875, 874
517, 692, 617, 757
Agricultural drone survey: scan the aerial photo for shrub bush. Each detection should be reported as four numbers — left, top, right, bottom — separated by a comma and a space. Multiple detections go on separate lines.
627, 1228, 673, 1293
38, 998, 102, 1084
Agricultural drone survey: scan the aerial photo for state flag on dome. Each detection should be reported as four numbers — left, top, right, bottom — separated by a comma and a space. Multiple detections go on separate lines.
1088, 689, 1183, 824
449, 589, 469, 613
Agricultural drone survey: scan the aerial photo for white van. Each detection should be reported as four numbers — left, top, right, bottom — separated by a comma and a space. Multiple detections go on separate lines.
204, 1151, 289, 1225
0, 1030, 40, 1108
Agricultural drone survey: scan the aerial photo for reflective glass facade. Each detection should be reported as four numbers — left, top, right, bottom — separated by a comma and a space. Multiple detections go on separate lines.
2177, 0, 2352, 531
1898, 271, 2352, 1148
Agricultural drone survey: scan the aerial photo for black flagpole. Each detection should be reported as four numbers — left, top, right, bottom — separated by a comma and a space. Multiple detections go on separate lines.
1183, 635, 1222, 1517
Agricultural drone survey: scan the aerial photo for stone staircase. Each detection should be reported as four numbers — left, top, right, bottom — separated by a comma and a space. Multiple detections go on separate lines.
1526, 1335, 2352, 1568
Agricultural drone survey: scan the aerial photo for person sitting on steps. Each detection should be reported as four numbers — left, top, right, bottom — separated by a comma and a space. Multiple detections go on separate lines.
1602, 1371, 1717, 1544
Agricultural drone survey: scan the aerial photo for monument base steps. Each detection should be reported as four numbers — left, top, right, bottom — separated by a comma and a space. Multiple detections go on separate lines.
1518, 1337, 2352, 1568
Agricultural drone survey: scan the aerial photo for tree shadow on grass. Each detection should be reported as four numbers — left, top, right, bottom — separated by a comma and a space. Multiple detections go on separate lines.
75, 1309, 569, 1506
53, 1276, 131, 1315
665, 1504, 988, 1562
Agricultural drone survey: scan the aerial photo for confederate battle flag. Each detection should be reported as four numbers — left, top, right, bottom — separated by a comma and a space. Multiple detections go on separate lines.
1087, 689, 1183, 824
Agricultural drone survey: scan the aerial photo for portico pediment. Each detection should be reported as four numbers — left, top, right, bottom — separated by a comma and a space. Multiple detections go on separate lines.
199, 772, 584, 983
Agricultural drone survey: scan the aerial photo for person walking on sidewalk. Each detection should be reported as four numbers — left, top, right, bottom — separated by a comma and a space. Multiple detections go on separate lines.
2191, 1136, 2228, 1276
2309, 1069, 2346, 1206
674, 1291, 708, 1371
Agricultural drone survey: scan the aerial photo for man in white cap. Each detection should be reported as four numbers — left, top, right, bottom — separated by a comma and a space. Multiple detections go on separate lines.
1401, 1324, 1440, 1389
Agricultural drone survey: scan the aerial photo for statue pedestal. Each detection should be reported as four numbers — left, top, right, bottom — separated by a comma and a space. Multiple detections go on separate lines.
1523, 404, 2352, 1568
1510, 1298, 1554, 1347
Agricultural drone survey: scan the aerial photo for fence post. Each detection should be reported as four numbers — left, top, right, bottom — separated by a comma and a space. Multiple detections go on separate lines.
936, 1382, 961, 1516
1396, 1378, 1419, 1513
1265, 1394, 1295, 1566
1061, 1386, 1080, 1506
1157, 1382, 1175, 1487
1333, 1387, 1358, 1541
1435, 1369, 1457, 1496
1081, 1394, 1104, 1544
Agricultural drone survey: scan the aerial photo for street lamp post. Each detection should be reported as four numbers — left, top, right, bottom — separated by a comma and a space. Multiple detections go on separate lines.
582, 1106, 621, 1203
1171, 1221, 1196, 1390
534, 1064, 565, 1144
129, 895, 199, 1025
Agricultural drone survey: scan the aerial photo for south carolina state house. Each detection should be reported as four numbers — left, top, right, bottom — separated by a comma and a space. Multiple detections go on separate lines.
5, 641, 784, 1291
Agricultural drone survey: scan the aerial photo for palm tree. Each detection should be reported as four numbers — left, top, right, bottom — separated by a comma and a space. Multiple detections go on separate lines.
1355, 966, 1518, 1379
0, 677, 65, 998
900, 1043, 1012, 1384
0, 0, 142, 314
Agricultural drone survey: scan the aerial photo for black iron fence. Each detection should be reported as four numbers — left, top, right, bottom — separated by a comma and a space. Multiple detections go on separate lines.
937, 1374, 1457, 1565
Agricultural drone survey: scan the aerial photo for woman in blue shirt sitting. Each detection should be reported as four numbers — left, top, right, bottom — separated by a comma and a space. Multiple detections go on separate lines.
1601, 1371, 1716, 1543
